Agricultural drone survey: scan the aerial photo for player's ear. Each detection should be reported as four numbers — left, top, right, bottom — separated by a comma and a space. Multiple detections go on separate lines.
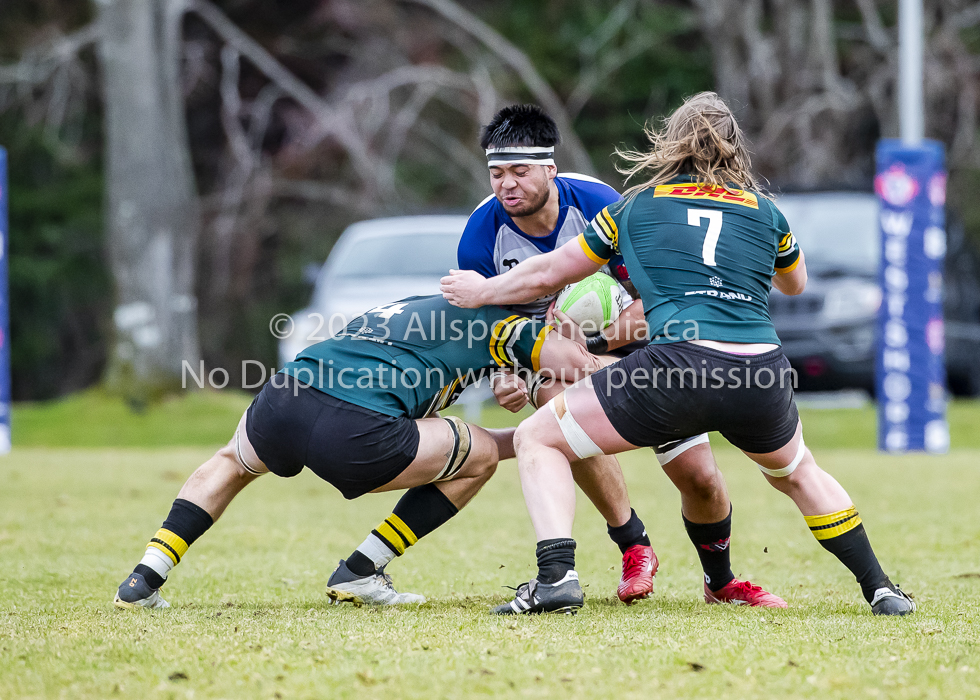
544, 164, 558, 181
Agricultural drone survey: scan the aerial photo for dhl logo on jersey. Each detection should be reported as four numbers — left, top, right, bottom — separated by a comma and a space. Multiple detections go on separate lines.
652, 183, 759, 209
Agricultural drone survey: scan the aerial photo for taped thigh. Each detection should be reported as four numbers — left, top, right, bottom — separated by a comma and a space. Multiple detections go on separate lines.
757, 438, 806, 478
433, 415, 472, 482
548, 392, 604, 460
654, 433, 709, 466
235, 427, 269, 476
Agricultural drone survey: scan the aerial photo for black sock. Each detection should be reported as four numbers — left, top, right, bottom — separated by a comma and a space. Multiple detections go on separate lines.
345, 551, 377, 577
346, 484, 460, 576
134, 564, 166, 589
607, 508, 651, 554
684, 506, 735, 592
137, 498, 214, 589
162, 499, 214, 542
805, 508, 889, 603
535, 538, 576, 584
391, 484, 459, 539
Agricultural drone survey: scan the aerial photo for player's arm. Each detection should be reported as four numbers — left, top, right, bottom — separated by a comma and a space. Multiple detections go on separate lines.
490, 316, 612, 395
442, 205, 620, 309
598, 299, 647, 351
548, 296, 647, 353
441, 237, 602, 308
536, 327, 614, 380
489, 369, 530, 413
772, 249, 807, 296
770, 208, 807, 296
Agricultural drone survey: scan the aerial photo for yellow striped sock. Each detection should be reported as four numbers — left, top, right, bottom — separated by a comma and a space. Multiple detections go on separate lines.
804, 507, 862, 541
147, 528, 189, 565
373, 514, 419, 556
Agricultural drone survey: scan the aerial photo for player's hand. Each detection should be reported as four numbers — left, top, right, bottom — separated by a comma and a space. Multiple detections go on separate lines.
490, 369, 529, 413
545, 298, 557, 325
440, 269, 488, 308
552, 309, 588, 347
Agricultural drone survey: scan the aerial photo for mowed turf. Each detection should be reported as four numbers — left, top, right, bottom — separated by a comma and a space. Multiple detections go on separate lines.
2, 426, 980, 699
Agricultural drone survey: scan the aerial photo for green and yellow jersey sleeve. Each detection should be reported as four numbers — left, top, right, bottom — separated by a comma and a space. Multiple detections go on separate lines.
578, 201, 625, 264
486, 312, 554, 372
772, 206, 801, 273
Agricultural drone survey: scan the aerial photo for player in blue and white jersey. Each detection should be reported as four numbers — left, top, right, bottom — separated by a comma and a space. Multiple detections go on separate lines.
454, 105, 784, 608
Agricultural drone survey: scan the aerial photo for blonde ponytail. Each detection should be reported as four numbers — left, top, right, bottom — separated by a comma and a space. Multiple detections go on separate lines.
616, 92, 769, 200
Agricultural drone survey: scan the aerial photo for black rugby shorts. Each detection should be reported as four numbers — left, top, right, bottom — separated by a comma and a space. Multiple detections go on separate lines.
245, 374, 420, 499
591, 342, 799, 454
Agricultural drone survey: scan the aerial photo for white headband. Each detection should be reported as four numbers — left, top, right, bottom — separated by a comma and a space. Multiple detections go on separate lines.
486, 145, 555, 168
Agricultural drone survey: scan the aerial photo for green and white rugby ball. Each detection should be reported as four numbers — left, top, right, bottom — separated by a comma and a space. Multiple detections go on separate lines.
554, 272, 625, 336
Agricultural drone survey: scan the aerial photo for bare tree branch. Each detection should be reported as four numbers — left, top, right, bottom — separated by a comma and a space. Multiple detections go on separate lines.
854, 0, 892, 52
188, 0, 385, 199
567, 31, 658, 120
414, 120, 490, 199
270, 179, 376, 214
0, 23, 101, 86
577, 0, 638, 62
402, 0, 595, 174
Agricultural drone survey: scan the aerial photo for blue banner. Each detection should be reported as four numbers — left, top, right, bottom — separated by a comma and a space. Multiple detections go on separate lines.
0, 148, 9, 453
875, 139, 948, 453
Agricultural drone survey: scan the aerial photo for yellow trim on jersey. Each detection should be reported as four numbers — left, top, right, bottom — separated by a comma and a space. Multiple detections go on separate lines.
778, 232, 795, 253
490, 316, 522, 367
577, 233, 609, 265
775, 256, 801, 274
652, 183, 759, 209
599, 209, 619, 248
804, 507, 862, 541
385, 514, 418, 546
147, 528, 189, 565
530, 325, 554, 372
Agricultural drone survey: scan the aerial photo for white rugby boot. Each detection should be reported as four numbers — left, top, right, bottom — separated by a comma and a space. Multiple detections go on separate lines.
325, 559, 426, 606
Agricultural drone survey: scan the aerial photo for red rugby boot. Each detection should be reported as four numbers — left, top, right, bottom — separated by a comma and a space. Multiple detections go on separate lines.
704, 578, 787, 608
618, 544, 659, 604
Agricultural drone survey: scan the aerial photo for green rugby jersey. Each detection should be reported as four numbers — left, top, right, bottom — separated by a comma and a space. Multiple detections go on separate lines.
578, 176, 800, 345
280, 295, 552, 419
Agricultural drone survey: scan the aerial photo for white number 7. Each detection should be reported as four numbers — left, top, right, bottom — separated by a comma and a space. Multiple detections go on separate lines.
687, 209, 723, 266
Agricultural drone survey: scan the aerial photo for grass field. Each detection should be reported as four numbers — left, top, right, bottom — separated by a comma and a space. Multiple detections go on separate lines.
2, 394, 980, 699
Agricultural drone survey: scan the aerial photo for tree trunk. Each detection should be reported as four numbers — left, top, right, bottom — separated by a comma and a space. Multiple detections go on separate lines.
97, 0, 201, 405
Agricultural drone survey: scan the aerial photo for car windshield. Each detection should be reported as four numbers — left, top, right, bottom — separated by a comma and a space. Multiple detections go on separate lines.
333, 232, 461, 278
775, 194, 880, 274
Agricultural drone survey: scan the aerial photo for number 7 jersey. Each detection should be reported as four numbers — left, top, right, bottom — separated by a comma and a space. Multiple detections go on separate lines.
578, 175, 801, 345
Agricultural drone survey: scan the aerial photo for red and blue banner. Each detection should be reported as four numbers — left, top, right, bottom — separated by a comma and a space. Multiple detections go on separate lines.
875, 139, 948, 453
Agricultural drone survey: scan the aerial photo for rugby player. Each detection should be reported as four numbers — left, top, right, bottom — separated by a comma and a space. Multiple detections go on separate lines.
458, 104, 783, 607
442, 93, 915, 616
113, 295, 610, 609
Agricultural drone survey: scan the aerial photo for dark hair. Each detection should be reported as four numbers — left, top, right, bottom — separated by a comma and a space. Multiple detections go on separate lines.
480, 104, 561, 150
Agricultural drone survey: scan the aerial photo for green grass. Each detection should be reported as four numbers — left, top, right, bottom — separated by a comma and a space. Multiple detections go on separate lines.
11, 388, 980, 450
11, 390, 252, 447
2, 441, 980, 699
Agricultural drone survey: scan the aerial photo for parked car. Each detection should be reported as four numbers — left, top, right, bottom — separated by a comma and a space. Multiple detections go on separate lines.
769, 192, 980, 395
279, 215, 468, 366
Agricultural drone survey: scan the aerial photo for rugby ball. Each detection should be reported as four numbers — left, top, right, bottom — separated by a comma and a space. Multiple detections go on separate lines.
554, 272, 624, 336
